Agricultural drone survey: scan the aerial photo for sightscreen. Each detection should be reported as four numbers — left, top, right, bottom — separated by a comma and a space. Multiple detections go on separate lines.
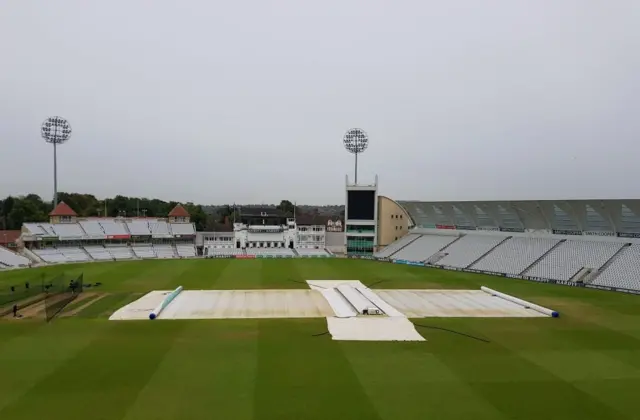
347, 190, 375, 220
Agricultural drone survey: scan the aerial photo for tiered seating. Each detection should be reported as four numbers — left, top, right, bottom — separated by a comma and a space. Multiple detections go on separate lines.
79, 221, 106, 238
34, 248, 68, 263
0, 246, 30, 267
126, 220, 151, 235
374, 234, 420, 258
436, 235, 507, 268
176, 244, 196, 257
296, 248, 330, 257
23, 223, 48, 235
52, 223, 86, 239
150, 221, 171, 237
171, 223, 195, 236
84, 245, 113, 261
208, 247, 244, 256
99, 220, 128, 236
154, 244, 176, 259
58, 247, 91, 262
527, 240, 623, 281
392, 235, 458, 262
132, 244, 157, 259
472, 237, 559, 275
592, 245, 640, 291
248, 248, 295, 256
105, 245, 134, 260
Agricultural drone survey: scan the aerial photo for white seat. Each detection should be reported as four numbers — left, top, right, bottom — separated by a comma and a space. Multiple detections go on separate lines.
171, 223, 195, 236
0, 246, 30, 266
132, 244, 157, 258
296, 248, 329, 256
79, 221, 106, 238
593, 244, 640, 291
436, 235, 507, 268
52, 224, 86, 240
126, 220, 151, 236
150, 222, 171, 237
392, 235, 458, 262
84, 246, 113, 261
176, 244, 196, 257
99, 221, 128, 236
154, 244, 176, 259
527, 240, 623, 281
471, 237, 559, 275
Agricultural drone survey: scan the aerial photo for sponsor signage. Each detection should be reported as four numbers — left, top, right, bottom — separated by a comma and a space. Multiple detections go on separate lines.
552, 229, 583, 236
235, 255, 256, 259
617, 232, 640, 239
436, 224, 455, 230
477, 227, 500, 232
455, 225, 477, 231
583, 231, 615, 237
499, 227, 525, 233
209, 255, 233, 259
393, 259, 425, 267
107, 234, 131, 240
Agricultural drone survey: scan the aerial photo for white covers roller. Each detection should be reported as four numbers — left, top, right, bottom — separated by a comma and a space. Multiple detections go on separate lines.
110, 281, 557, 341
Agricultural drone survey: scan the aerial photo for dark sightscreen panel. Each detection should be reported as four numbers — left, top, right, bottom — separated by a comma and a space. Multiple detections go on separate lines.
347, 190, 375, 220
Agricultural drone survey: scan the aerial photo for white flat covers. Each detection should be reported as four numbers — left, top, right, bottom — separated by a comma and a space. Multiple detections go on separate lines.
375, 289, 546, 318
158, 290, 334, 319
109, 291, 170, 320
326, 317, 425, 341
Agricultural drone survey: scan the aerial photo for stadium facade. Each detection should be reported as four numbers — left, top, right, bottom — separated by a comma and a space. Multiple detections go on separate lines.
1, 179, 640, 293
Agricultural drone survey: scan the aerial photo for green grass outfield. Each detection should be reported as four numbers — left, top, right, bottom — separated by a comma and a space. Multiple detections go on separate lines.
1, 259, 639, 420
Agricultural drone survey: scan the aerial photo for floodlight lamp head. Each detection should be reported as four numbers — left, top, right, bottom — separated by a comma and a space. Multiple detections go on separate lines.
41, 116, 72, 145
343, 128, 369, 154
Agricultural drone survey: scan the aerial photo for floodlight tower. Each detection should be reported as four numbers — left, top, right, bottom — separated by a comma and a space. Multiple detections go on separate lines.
41, 116, 72, 207
342, 128, 369, 184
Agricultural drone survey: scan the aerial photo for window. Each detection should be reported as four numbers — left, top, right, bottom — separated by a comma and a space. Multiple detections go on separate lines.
400, 215, 403, 219
395, 237, 398, 241
390, 214, 393, 219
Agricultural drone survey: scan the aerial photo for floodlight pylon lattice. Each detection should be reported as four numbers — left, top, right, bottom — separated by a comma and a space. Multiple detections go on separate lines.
41, 117, 72, 207
343, 128, 369, 184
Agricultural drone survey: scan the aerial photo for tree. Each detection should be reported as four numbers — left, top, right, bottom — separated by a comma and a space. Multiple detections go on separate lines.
276, 200, 295, 216
7, 198, 47, 229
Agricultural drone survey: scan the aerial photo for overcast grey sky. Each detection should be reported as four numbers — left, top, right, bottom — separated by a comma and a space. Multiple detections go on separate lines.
1, 0, 639, 205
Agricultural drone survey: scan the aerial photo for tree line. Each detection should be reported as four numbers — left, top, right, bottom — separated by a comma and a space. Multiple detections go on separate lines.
0, 194, 322, 232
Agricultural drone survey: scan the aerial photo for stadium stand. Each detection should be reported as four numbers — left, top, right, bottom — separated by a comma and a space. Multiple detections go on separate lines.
0, 246, 30, 267
435, 234, 508, 268
58, 246, 91, 262
154, 244, 177, 259
374, 233, 420, 258
131, 244, 157, 259
23, 223, 48, 236
79, 221, 106, 238
150, 221, 171, 237
51, 223, 86, 240
526, 240, 624, 281
296, 248, 330, 257
207, 247, 245, 257
34, 248, 68, 263
171, 223, 196, 236
176, 243, 197, 257
83, 245, 113, 261
126, 220, 152, 236
391, 234, 459, 262
99, 220, 129, 236
470, 237, 560, 275
248, 248, 296, 257
592, 244, 640, 290
105, 245, 135, 260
